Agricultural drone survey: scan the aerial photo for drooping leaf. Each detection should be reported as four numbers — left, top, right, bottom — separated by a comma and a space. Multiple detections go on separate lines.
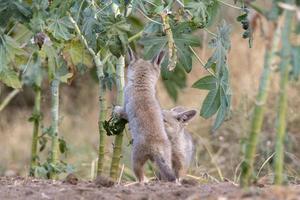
212, 90, 227, 131
63, 39, 93, 68
192, 75, 217, 90
206, 21, 231, 75
0, 69, 22, 89
200, 87, 221, 119
162, 65, 187, 101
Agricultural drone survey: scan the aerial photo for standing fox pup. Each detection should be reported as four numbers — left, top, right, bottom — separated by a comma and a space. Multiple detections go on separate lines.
124, 49, 175, 182
114, 105, 196, 181
162, 107, 196, 180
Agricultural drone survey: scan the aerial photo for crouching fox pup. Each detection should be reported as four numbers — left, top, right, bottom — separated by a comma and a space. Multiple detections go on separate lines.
124, 49, 175, 182
162, 107, 196, 180
114, 106, 196, 181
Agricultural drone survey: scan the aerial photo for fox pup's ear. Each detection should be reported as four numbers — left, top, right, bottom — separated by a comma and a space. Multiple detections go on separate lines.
127, 46, 136, 62
151, 50, 165, 66
175, 110, 197, 123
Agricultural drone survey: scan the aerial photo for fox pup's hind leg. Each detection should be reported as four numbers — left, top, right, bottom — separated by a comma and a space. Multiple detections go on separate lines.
132, 145, 149, 183
153, 146, 176, 182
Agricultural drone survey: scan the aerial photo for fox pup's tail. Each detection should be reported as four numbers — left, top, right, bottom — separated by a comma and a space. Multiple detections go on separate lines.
154, 155, 176, 182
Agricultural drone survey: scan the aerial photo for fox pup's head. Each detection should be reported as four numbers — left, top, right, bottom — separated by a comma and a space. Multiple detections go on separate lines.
162, 107, 197, 137
127, 47, 165, 83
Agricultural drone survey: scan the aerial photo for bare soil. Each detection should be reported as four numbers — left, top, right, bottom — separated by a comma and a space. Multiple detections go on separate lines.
1, 176, 300, 200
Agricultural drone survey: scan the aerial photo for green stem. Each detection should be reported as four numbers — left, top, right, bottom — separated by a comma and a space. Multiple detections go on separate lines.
217, 0, 241, 10
96, 62, 107, 176
49, 78, 60, 179
110, 56, 125, 180
240, 19, 282, 187
69, 13, 107, 177
128, 30, 143, 43
0, 89, 20, 112
274, 4, 294, 185
29, 86, 42, 176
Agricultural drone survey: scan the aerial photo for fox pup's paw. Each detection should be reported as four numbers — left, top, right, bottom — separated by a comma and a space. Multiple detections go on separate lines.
113, 106, 127, 120
175, 178, 182, 185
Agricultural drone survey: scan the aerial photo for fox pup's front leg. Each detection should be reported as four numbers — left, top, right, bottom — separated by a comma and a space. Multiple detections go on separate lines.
113, 106, 127, 120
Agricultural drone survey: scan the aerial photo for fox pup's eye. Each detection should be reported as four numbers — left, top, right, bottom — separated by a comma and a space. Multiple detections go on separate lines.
163, 119, 167, 123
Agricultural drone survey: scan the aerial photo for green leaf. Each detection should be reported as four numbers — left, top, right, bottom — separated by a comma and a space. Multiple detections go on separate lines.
58, 138, 68, 154
47, 16, 74, 41
141, 21, 201, 73
185, 0, 219, 28
185, 1, 208, 28
200, 87, 221, 119
0, 0, 32, 27
206, 21, 231, 75
162, 64, 187, 101
192, 75, 217, 90
63, 39, 93, 68
237, 13, 247, 22
212, 94, 227, 131
0, 69, 22, 89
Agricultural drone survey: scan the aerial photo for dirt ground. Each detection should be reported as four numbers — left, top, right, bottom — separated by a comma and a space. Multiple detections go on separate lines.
1, 176, 300, 200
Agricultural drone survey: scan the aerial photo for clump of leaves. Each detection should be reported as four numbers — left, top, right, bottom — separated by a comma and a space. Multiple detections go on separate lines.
185, 0, 219, 28
103, 115, 128, 136
29, 126, 73, 178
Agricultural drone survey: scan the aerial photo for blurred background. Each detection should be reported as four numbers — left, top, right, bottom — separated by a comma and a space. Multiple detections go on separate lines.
0, 0, 299, 183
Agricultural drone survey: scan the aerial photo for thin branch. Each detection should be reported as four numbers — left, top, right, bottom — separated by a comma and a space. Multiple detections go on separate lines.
137, 8, 163, 25
199, 136, 224, 181
257, 152, 275, 178
189, 46, 216, 77
217, 0, 242, 10
204, 28, 217, 37
128, 30, 143, 43
0, 89, 20, 112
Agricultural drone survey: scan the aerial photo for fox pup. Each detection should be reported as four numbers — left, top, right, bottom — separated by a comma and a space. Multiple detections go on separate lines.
124, 49, 175, 182
162, 107, 196, 180
114, 106, 196, 181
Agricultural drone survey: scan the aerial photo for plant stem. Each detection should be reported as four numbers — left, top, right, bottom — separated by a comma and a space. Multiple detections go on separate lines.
29, 86, 42, 176
189, 46, 216, 77
128, 30, 143, 43
96, 61, 107, 176
110, 56, 125, 180
49, 78, 60, 179
274, 4, 294, 185
69, 13, 107, 176
217, 0, 241, 10
240, 19, 283, 187
0, 89, 20, 112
